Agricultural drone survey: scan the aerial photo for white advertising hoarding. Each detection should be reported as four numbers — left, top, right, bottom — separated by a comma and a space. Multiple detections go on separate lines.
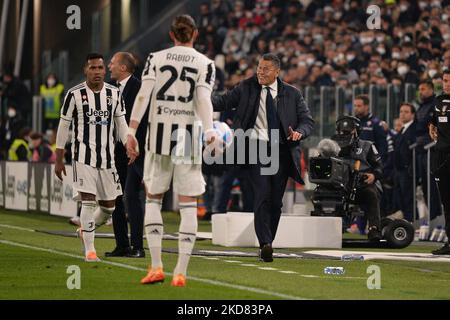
5, 162, 28, 211
49, 164, 78, 218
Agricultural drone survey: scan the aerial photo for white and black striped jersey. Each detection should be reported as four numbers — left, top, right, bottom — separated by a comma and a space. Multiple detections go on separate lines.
60, 82, 126, 169
142, 46, 216, 157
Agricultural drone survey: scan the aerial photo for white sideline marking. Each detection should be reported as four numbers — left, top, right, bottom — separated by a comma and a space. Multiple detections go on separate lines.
258, 267, 279, 271
279, 271, 298, 274
240, 264, 258, 267
0, 224, 35, 232
0, 239, 308, 300
224, 260, 242, 264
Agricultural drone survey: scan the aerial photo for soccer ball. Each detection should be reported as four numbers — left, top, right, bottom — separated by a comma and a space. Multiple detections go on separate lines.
212, 121, 233, 149
204, 121, 233, 149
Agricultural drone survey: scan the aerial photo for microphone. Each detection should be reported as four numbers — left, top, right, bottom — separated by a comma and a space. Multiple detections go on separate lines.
317, 139, 341, 157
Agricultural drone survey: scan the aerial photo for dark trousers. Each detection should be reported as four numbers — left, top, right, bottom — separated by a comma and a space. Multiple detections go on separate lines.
112, 158, 130, 249
125, 162, 146, 249
355, 184, 381, 229
394, 169, 415, 222
112, 157, 146, 250
435, 155, 450, 239
417, 152, 442, 220
250, 143, 292, 247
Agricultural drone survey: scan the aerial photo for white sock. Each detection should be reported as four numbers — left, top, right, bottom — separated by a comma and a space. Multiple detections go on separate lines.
145, 199, 164, 269
80, 201, 97, 253
93, 206, 115, 227
174, 202, 198, 277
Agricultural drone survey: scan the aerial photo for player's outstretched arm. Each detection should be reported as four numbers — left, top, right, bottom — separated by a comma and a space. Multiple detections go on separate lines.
195, 86, 217, 144
115, 114, 137, 165
129, 79, 155, 132
127, 79, 155, 156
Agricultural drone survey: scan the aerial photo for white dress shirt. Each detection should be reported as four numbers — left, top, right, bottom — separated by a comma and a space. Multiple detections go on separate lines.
118, 75, 132, 97
252, 80, 278, 141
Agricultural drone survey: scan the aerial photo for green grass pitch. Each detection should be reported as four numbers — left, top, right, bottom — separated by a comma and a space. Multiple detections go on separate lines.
1, 209, 450, 300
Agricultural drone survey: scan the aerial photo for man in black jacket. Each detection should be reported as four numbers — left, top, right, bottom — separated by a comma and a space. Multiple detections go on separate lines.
332, 116, 384, 241
106, 52, 147, 258
393, 103, 417, 222
212, 53, 314, 262
416, 81, 441, 220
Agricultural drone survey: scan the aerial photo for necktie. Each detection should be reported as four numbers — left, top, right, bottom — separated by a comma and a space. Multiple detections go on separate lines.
265, 87, 279, 142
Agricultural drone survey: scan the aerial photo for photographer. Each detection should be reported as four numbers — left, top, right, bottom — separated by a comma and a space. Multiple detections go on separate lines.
332, 116, 383, 242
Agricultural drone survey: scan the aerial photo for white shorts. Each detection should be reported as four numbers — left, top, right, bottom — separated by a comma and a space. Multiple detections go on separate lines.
143, 153, 205, 196
72, 162, 123, 201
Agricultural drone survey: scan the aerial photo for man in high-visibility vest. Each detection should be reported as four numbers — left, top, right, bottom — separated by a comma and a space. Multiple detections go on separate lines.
8, 127, 32, 161
40, 73, 64, 130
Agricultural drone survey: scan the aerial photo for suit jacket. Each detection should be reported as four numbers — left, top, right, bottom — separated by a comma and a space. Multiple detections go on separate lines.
212, 76, 314, 184
394, 121, 417, 171
114, 75, 147, 167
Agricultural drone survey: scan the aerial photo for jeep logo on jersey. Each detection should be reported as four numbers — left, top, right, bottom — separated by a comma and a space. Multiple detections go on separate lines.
86, 109, 111, 118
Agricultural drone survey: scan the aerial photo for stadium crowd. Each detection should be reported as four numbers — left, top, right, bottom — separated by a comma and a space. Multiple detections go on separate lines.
195, 0, 450, 92
1, 0, 449, 229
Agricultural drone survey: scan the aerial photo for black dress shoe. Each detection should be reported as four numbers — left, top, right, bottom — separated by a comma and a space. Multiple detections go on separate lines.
432, 243, 450, 255
368, 227, 382, 242
105, 247, 131, 257
127, 248, 146, 258
259, 244, 273, 263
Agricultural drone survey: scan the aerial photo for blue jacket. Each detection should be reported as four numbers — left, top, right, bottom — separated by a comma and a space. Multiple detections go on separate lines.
358, 113, 388, 165
415, 95, 437, 152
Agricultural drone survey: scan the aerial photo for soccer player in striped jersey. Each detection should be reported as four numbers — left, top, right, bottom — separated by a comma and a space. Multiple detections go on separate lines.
55, 53, 137, 262
127, 15, 218, 287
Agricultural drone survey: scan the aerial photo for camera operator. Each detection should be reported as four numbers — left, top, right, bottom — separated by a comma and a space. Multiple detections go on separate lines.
332, 116, 383, 242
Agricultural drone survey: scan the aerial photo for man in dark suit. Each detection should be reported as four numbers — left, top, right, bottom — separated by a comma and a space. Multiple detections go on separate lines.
106, 52, 147, 258
212, 53, 314, 262
393, 103, 417, 222
416, 81, 441, 220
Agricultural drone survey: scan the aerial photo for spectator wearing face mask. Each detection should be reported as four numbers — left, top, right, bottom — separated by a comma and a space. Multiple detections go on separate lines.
424, 61, 442, 82
0, 103, 25, 159
40, 73, 65, 131
1, 72, 32, 124
397, 60, 420, 85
